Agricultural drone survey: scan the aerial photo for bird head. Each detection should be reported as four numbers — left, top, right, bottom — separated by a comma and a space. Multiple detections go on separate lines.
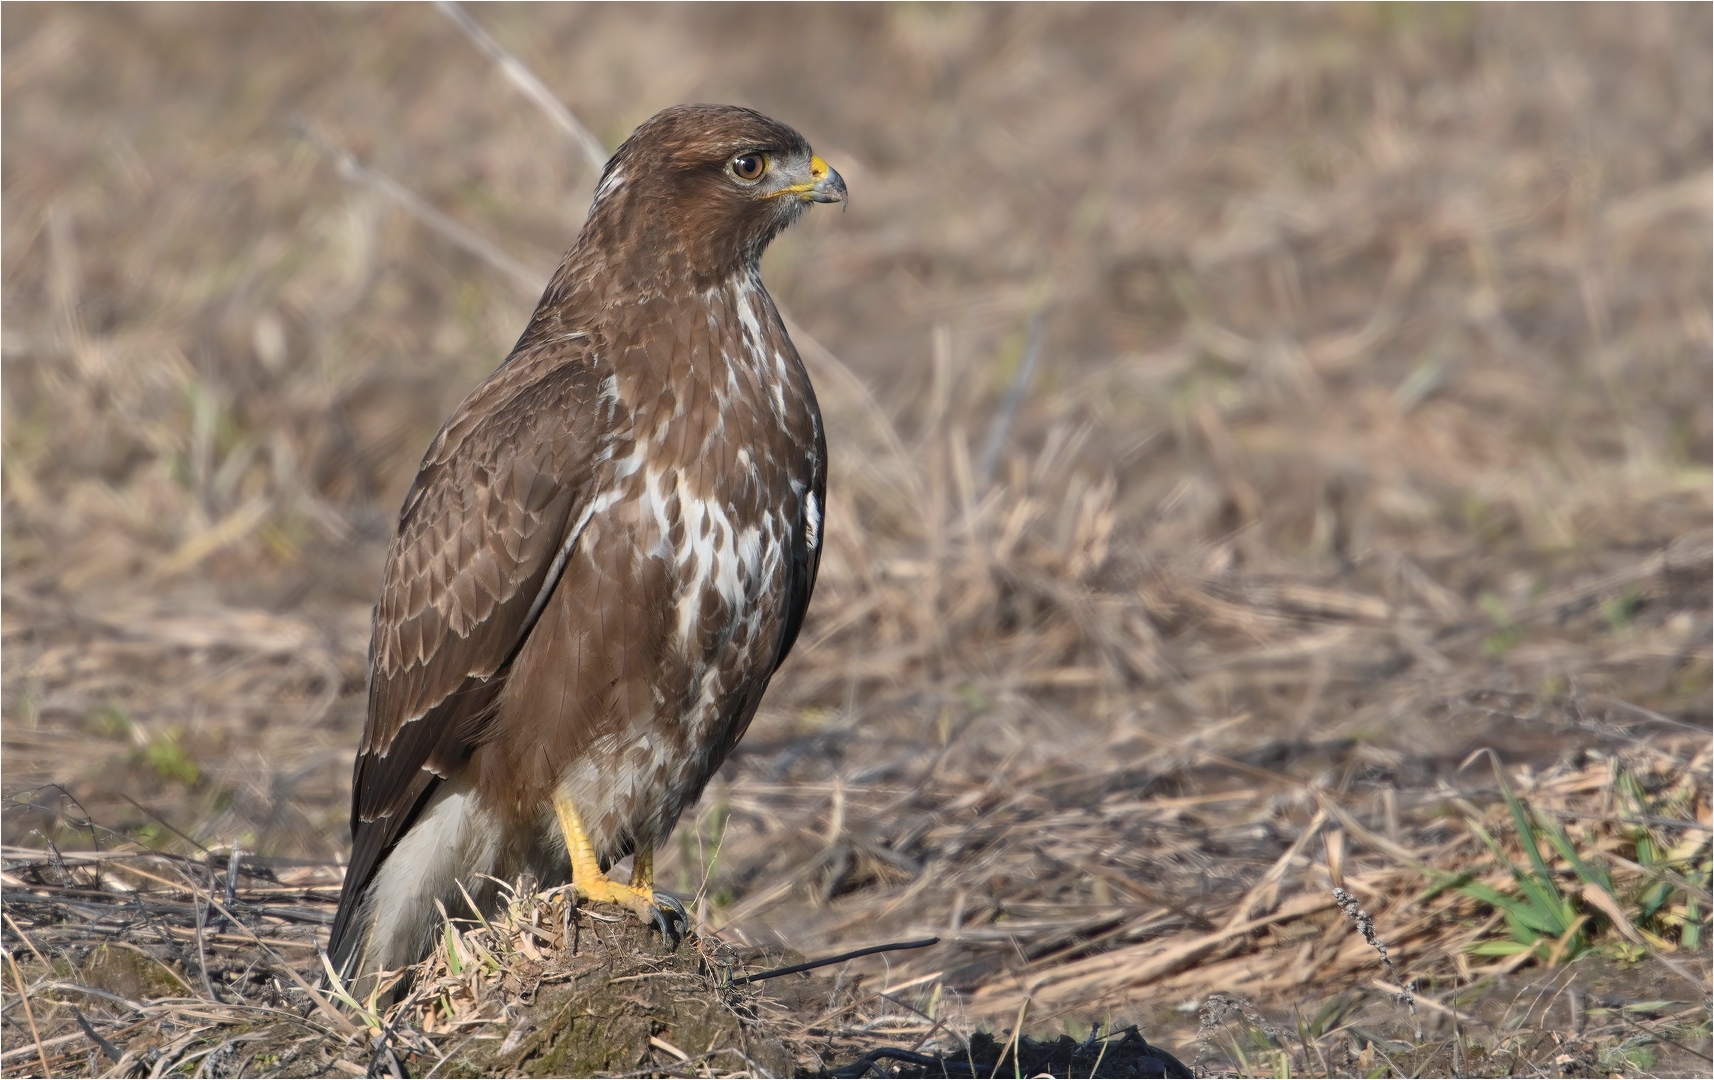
577, 104, 847, 291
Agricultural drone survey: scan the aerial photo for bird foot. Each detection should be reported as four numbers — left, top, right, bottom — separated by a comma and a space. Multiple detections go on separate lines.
570, 877, 689, 945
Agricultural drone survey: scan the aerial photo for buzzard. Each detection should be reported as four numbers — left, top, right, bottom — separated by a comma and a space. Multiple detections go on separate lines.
328, 104, 845, 986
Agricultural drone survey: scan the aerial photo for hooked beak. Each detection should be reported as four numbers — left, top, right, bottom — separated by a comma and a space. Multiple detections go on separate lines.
805, 154, 847, 204
778, 154, 847, 204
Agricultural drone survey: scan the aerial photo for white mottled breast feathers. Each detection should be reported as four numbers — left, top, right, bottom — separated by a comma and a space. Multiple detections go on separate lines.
543, 268, 816, 857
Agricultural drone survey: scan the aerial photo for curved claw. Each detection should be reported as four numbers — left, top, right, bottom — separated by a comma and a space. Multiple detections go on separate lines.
551, 799, 688, 948
565, 879, 685, 944
650, 891, 690, 946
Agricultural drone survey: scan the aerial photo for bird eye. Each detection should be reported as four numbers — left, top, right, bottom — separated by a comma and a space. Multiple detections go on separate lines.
731, 153, 766, 181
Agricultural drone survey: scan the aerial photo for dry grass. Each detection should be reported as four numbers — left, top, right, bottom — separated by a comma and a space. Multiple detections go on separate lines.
3, 3, 1711, 1076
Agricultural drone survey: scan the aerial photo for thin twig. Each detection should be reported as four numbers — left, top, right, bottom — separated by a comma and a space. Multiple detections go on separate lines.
991, 996, 1030, 1080
4, 945, 53, 1079
730, 937, 940, 985
1334, 886, 1420, 1040
121, 796, 209, 855
1088, 1021, 1113, 1078
193, 890, 225, 1005
296, 121, 547, 294
434, 1, 609, 175
222, 846, 240, 913
43, 982, 144, 1014
3, 908, 51, 969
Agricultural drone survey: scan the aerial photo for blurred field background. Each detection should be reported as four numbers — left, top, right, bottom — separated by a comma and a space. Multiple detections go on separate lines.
3, 3, 1711, 1076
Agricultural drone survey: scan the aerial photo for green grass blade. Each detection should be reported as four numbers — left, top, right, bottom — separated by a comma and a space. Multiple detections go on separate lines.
444, 922, 464, 976
1490, 758, 1560, 890
1535, 809, 1614, 893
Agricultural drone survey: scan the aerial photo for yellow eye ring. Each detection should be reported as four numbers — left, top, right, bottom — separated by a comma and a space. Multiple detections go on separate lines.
731, 153, 766, 182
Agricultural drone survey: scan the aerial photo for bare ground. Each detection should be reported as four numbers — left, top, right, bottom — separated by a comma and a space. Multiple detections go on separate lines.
3, 3, 1711, 1076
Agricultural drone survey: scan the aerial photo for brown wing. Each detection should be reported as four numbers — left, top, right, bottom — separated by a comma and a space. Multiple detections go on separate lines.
328, 344, 606, 966
772, 393, 825, 677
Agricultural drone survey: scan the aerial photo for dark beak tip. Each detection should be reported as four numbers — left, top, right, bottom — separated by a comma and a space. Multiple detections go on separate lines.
812, 169, 848, 205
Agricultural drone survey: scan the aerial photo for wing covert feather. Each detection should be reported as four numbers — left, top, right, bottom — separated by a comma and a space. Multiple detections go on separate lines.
351, 349, 606, 830
773, 419, 826, 675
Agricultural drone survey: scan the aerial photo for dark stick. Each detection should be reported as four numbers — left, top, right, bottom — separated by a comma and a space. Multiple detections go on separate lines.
4, 887, 335, 925
224, 846, 241, 912
206, 850, 227, 935
729, 937, 939, 986
72, 1006, 121, 1063
193, 891, 225, 1004
122, 796, 211, 855
48, 783, 103, 889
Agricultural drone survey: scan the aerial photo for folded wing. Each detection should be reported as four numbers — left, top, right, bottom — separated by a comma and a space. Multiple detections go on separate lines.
327, 348, 604, 969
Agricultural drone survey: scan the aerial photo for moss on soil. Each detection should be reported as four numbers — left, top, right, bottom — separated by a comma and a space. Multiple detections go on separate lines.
431, 919, 796, 1078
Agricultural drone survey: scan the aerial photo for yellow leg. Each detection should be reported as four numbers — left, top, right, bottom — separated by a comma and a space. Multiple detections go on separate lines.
552, 792, 686, 941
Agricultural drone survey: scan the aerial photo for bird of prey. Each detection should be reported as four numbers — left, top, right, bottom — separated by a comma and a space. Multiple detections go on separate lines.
327, 104, 845, 987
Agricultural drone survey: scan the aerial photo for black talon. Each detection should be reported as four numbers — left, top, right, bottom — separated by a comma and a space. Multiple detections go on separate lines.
647, 905, 675, 946
652, 892, 689, 947
657, 891, 689, 924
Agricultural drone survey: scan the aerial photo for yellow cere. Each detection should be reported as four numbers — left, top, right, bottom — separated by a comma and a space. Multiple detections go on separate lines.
774, 155, 832, 199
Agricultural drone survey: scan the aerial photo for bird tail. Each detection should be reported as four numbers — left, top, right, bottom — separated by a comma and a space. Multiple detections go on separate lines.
326, 775, 441, 1000
326, 816, 390, 978
327, 777, 506, 1005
